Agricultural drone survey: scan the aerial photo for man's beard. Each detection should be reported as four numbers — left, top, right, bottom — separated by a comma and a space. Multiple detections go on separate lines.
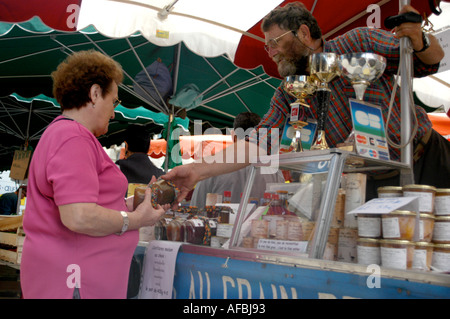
275, 54, 310, 78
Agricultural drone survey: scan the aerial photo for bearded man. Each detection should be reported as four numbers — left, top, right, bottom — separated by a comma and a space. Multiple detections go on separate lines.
255, 2, 448, 198
161, 2, 449, 203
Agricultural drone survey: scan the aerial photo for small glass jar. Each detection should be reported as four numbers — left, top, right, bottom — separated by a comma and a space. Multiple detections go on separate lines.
276, 190, 289, 206
287, 219, 303, 241
250, 219, 269, 239
223, 191, 231, 203
150, 179, 176, 207
262, 215, 284, 238
242, 236, 254, 248
380, 239, 414, 270
154, 217, 170, 240
267, 194, 283, 215
260, 192, 273, 206
300, 220, 315, 241
431, 243, 450, 272
132, 184, 148, 210
434, 188, 450, 216
205, 206, 219, 219
432, 216, 450, 244
381, 210, 416, 240
183, 218, 206, 245
166, 218, 185, 242
402, 184, 436, 214
357, 237, 381, 265
275, 219, 289, 240
218, 207, 231, 224
412, 241, 434, 271
377, 186, 403, 198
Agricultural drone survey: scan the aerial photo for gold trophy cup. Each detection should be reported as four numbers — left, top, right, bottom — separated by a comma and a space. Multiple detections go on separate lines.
283, 75, 317, 152
309, 53, 339, 150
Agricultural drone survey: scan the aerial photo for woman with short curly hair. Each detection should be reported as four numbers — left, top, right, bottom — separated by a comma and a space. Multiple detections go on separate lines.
21, 50, 168, 299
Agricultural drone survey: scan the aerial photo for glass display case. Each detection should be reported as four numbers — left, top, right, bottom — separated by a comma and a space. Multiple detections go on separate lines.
153, 148, 412, 263
229, 148, 411, 260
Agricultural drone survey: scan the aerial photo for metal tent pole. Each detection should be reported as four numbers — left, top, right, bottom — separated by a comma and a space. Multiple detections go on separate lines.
164, 43, 181, 173
399, 0, 415, 185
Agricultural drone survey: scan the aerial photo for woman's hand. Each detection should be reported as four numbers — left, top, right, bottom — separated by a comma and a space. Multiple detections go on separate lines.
133, 187, 170, 227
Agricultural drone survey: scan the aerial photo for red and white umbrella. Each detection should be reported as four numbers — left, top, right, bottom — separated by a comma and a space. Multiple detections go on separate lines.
0, 0, 439, 79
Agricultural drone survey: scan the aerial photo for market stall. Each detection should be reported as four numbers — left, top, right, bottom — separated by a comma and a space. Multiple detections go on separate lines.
1, 0, 449, 300
133, 0, 450, 298
135, 149, 450, 299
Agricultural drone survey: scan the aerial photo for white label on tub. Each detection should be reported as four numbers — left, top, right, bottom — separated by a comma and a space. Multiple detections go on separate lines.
382, 217, 401, 238
435, 195, 450, 215
381, 247, 407, 269
412, 249, 428, 270
357, 245, 381, 265
432, 252, 450, 272
357, 217, 381, 237
403, 191, 433, 212
432, 222, 450, 241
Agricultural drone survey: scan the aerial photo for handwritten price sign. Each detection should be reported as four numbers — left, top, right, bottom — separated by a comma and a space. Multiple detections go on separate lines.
139, 241, 182, 299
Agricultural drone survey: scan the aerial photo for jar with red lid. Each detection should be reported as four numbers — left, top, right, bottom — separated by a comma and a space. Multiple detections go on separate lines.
260, 192, 273, 206
268, 192, 295, 215
223, 191, 232, 203
267, 194, 283, 215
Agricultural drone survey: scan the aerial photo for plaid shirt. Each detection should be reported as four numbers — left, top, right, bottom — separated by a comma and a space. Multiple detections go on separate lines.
253, 27, 440, 161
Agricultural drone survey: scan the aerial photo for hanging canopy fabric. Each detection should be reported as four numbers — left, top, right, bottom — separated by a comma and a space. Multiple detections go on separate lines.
0, 0, 438, 79
0, 17, 281, 129
0, 93, 188, 171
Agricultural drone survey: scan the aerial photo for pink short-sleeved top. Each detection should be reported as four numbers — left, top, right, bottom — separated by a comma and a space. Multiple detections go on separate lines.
21, 116, 138, 299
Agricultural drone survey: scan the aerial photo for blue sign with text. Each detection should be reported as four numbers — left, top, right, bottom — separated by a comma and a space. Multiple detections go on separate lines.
171, 252, 450, 299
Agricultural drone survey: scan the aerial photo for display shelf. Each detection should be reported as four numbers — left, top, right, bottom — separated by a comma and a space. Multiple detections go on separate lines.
179, 243, 450, 288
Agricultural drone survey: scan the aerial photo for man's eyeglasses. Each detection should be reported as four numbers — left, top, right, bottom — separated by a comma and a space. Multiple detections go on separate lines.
113, 98, 121, 108
264, 30, 295, 52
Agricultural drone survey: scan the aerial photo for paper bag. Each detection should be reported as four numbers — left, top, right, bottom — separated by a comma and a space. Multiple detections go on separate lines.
9, 150, 32, 180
